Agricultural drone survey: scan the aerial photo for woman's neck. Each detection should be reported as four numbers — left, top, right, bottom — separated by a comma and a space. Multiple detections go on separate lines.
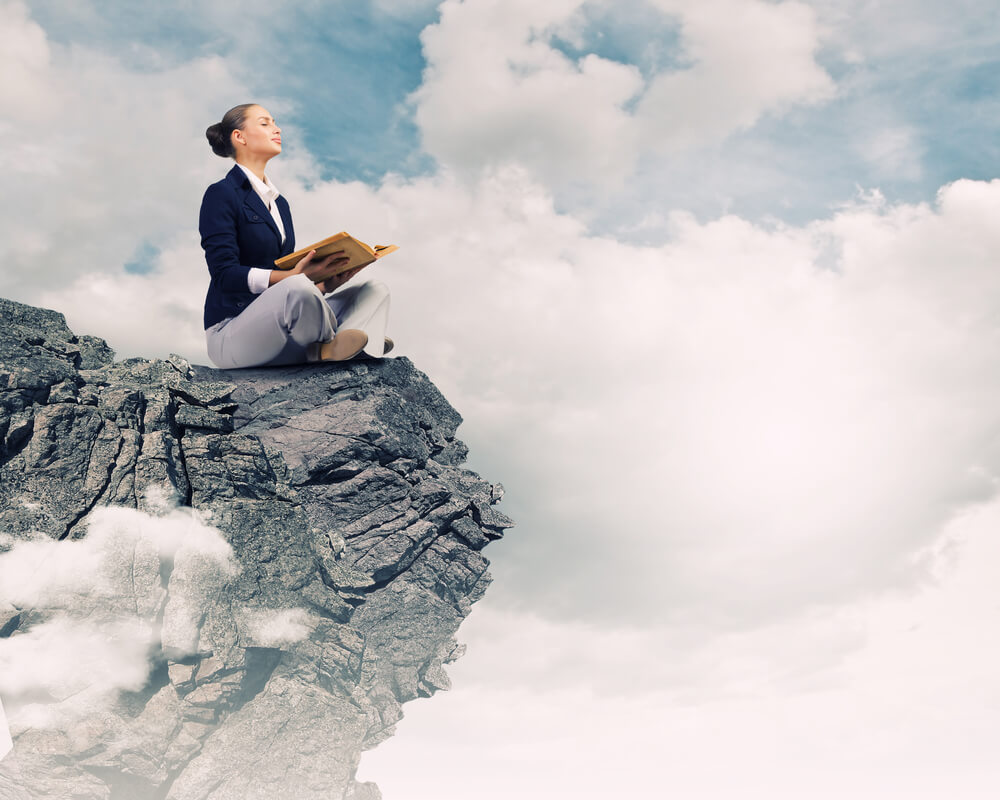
234, 154, 270, 182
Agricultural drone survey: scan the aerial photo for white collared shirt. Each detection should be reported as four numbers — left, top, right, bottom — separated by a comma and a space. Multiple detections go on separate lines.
236, 163, 286, 294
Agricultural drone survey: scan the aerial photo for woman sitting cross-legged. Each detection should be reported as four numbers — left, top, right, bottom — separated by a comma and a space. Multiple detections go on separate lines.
200, 103, 392, 368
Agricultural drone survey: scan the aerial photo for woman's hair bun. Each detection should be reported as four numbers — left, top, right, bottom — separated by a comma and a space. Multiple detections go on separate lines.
205, 104, 256, 159
205, 122, 233, 158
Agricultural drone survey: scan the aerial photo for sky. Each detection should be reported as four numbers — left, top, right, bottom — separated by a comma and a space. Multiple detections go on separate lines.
2, 0, 1000, 796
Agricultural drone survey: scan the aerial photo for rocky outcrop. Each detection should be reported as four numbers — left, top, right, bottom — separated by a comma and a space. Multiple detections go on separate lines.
0, 298, 512, 799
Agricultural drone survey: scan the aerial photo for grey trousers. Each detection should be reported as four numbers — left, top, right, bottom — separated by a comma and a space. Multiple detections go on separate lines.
205, 274, 391, 369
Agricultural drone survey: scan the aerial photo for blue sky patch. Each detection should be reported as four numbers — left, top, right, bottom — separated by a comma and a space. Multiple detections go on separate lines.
123, 241, 160, 275
546, 2, 687, 82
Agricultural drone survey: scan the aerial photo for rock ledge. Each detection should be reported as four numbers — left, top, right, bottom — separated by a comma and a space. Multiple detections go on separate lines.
0, 298, 512, 800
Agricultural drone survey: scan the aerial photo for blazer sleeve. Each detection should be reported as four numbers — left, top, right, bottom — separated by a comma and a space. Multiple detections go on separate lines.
199, 182, 257, 294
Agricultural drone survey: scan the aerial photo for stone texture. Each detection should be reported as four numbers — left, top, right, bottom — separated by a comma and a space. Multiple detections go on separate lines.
0, 298, 512, 799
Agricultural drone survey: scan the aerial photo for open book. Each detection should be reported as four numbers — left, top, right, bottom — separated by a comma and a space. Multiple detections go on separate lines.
273, 232, 399, 275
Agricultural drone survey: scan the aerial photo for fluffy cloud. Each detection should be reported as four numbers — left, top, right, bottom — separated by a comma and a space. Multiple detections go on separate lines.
0, 0, 252, 303
36, 236, 212, 363
361, 494, 1000, 799
0, 616, 153, 731
238, 608, 313, 648
0, 500, 234, 731
412, 0, 833, 188
413, 0, 643, 186
0, 699, 10, 761
638, 0, 834, 148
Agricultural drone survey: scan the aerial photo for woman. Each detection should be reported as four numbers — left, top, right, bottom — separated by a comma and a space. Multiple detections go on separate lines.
201, 103, 391, 368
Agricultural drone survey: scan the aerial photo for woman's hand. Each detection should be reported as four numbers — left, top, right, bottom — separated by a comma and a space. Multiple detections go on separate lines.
295, 249, 351, 282
269, 249, 351, 286
318, 266, 365, 294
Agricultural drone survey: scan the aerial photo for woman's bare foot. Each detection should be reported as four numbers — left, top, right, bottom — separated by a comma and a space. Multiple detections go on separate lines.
319, 329, 368, 361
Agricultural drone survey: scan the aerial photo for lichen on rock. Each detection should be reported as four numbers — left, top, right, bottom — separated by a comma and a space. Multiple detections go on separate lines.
0, 298, 512, 800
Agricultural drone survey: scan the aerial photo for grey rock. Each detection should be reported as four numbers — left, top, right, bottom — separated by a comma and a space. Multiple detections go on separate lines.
0, 297, 513, 799
173, 403, 235, 433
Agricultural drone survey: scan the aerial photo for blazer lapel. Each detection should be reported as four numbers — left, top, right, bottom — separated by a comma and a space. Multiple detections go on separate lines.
226, 165, 283, 244
277, 197, 295, 255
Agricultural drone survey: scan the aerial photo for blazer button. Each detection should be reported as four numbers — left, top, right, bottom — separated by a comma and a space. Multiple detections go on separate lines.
253, 215, 260, 220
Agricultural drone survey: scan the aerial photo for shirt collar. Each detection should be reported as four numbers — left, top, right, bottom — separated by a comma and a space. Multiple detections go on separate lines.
236, 163, 280, 207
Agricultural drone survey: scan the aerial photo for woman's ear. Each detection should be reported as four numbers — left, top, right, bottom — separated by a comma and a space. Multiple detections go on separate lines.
231, 129, 245, 149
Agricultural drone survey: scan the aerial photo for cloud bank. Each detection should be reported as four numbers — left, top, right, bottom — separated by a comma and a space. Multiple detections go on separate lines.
362, 493, 1000, 798
0, 502, 234, 732
413, 0, 833, 188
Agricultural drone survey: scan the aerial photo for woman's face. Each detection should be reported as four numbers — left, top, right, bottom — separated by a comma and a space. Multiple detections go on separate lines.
232, 105, 282, 159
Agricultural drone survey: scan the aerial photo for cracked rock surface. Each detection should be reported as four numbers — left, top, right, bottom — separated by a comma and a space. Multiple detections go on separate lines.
0, 298, 512, 799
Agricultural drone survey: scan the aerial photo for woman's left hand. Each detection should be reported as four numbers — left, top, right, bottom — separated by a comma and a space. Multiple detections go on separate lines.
319, 266, 364, 293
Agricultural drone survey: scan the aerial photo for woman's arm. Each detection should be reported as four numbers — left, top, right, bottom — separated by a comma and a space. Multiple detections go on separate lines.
199, 182, 257, 294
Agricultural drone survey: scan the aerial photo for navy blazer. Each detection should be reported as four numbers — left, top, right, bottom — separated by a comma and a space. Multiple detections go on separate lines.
200, 165, 296, 328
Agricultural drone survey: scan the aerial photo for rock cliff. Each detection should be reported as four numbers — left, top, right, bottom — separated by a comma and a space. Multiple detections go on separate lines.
0, 298, 512, 799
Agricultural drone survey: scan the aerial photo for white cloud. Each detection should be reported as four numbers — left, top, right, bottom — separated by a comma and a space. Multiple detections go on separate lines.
0, 502, 234, 732
0, 616, 152, 731
854, 124, 923, 179
0, 0, 250, 304
0, 502, 233, 612
413, 0, 643, 187
238, 608, 313, 648
360, 494, 1000, 799
412, 0, 833, 189
37, 235, 211, 363
0, 1, 52, 116
0, 698, 10, 761
811, 0, 1000, 61
638, 0, 835, 148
